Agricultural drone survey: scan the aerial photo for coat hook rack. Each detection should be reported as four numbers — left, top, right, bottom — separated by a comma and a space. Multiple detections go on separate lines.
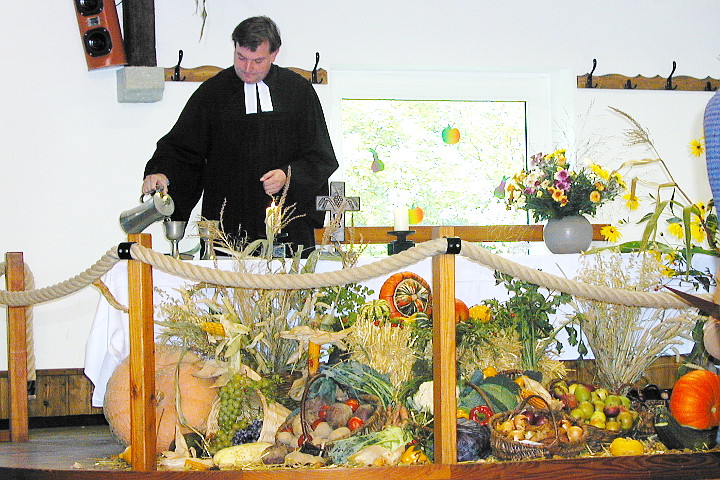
665, 61, 677, 90
172, 50, 186, 82
586, 58, 598, 88
577, 58, 719, 92
311, 52, 323, 84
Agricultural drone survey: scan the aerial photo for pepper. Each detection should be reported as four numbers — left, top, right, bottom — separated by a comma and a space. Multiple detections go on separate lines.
399, 445, 429, 464
469, 405, 494, 425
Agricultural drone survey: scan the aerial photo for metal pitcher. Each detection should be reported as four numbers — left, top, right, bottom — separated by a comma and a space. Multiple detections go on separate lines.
119, 191, 175, 234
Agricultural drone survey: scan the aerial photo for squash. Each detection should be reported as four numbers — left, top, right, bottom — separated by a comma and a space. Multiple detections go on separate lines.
669, 369, 720, 429
653, 404, 718, 451
378, 272, 432, 318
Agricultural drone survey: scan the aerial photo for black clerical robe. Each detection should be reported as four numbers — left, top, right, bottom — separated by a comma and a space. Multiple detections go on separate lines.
144, 64, 338, 253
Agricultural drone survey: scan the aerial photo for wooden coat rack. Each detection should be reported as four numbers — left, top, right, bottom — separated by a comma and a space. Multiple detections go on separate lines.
578, 59, 719, 91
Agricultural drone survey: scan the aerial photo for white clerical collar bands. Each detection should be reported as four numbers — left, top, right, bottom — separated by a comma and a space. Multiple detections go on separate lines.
244, 81, 273, 114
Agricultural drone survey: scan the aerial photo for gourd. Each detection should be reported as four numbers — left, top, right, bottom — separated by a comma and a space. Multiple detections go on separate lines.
669, 369, 720, 429
654, 404, 718, 451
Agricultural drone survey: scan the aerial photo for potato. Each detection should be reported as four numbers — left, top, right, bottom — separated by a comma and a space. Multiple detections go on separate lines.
355, 404, 375, 422
275, 431, 295, 446
312, 421, 333, 438
329, 426, 352, 441
291, 414, 304, 436
261, 444, 291, 465
325, 403, 353, 428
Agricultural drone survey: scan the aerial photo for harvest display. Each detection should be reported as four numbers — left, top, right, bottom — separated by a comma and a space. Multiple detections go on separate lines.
101, 227, 719, 471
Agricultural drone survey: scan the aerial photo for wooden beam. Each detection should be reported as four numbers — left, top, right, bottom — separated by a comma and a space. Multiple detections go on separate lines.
122, 0, 157, 67
577, 73, 720, 91
314, 224, 609, 245
164, 66, 328, 84
5, 252, 28, 443
126, 234, 156, 471
431, 227, 457, 464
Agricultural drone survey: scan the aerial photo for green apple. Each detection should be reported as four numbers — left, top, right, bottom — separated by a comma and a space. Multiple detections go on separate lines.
594, 388, 609, 401
617, 410, 634, 430
605, 420, 621, 432
589, 417, 606, 429
605, 395, 622, 407
577, 401, 595, 420
574, 384, 591, 403
619, 395, 632, 409
590, 410, 607, 423
593, 400, 606, 412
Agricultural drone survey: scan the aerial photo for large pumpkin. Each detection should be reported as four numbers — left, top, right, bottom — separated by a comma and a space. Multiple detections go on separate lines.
103, 344, 217, 453
669, 369, 720, 430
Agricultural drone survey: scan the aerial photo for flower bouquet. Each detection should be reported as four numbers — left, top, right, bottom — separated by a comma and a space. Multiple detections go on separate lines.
503, 149, 625, 222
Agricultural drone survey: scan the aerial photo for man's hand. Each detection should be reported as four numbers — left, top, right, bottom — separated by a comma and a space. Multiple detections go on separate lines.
260, 169, 287, 195
142, 174, 169, 195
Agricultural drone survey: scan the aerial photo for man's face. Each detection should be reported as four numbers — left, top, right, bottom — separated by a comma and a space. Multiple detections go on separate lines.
233, 40, 278, 84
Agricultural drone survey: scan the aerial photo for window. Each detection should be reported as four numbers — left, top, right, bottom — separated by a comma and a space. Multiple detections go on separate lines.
326, 68, 574, 229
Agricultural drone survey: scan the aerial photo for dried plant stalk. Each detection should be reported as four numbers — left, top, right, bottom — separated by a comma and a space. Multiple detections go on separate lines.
572, 252, 696, 391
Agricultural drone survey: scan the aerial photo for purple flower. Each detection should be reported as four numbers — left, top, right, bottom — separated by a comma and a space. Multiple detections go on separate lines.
554, 169, 570, 181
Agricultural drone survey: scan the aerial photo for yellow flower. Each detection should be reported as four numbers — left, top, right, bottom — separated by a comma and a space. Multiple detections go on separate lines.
589, 191, 602, 203
694, 202, 707, 220
667, 222, 684, 239
690, 138, 704, 157
469, 304, 492, 323
623, 193, 640, 210
550, 187, 566, 203
590, 163, 611, 180
691, 221, 706, 243
594, 182, 605, 192
600, 225, 621, 242
662, 267, 676, 278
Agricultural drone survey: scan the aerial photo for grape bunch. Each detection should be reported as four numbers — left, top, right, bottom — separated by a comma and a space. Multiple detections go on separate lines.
232, 419, 263, 445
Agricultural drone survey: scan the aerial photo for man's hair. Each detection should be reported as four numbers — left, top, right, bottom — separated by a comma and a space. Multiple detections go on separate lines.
231, 16, 281, 53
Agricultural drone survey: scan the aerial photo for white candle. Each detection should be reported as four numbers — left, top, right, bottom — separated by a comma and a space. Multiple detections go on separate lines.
394, 207, 409, 231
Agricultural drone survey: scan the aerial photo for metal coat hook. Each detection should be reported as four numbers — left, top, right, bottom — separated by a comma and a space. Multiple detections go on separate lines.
624, 79, 637, 89
311, 52, 323, 84
706, 81, 718, 92
586, 59, 598, 88
172, 50, 186, 81
665, 61, 677, 90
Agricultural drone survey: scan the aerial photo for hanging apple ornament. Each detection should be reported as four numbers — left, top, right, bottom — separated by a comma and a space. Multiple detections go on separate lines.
408, 205, 424, 225
441, 125, 461, 144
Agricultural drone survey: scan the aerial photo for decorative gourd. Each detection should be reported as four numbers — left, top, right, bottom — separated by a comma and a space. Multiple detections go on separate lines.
378, 272, 432, 318
654, 404, 718, 451
669, 369, 720, 429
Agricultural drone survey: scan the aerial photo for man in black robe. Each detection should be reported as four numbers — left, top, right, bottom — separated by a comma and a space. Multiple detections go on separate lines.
142, 16, 338, 256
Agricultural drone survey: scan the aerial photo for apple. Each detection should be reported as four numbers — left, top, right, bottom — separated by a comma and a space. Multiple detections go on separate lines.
605, 420, 621, 432
560, 393, 578, 410
594, 388, 609, 401
589, 417, 606, 429
619, 395, 632, 409
574, 384, 591, 403
590, 410, 607, 423
617, 411, 634, 430
408, 205, 424, 225
441, 126, 461, 144
603, 404, 621, 418
605, 395, 622, 407
577, 401, 594, 420
455, 298, 470, 323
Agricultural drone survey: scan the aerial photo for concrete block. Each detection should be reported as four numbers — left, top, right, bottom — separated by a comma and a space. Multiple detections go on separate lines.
116, 66, 165, 103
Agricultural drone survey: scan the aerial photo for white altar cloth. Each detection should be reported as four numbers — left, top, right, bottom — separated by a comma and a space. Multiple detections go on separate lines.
84, 253, 709, 407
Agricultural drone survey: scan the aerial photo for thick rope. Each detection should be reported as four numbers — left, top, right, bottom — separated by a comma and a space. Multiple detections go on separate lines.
0, 239, 709, 310
0, 262, 36, 382
0, 248, 121, 307
128, 239, 448, 289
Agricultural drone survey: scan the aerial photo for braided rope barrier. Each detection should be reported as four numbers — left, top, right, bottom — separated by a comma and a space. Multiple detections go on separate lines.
0, 262, 37, 381
0, 248, 121, 307
0, 239, 709, 310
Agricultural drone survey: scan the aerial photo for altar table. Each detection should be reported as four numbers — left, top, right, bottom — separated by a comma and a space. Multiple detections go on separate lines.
84, 253, 710, 407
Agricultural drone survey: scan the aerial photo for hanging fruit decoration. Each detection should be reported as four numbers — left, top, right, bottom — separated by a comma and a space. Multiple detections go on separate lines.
408, 205, 424, 225
379, 272, 432, 318
368, 148, 385, 172
441, 125, 461, 144
669, 369, 720, 430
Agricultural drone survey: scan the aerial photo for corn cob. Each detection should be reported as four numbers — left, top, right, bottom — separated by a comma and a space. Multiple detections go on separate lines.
200, 321, 226, 337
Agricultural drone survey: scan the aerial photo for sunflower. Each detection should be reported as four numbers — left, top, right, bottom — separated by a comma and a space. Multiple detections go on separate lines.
600, 225, 621, 242
689, 138, 704, 157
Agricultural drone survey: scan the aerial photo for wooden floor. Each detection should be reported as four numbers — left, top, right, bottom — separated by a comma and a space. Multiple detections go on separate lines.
3, 425, 720, 479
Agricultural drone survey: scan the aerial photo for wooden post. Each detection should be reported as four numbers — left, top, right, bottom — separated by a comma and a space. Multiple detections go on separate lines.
431, 227, 457, 463
5, 252, 29, 443
126, 234, 156, 470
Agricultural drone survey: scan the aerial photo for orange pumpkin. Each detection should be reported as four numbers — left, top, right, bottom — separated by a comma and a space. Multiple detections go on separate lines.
455, 298, 470, 323
669, 369, 720, 429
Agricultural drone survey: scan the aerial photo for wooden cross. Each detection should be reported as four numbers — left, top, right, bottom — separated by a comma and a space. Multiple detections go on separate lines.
316, 182, 360, 242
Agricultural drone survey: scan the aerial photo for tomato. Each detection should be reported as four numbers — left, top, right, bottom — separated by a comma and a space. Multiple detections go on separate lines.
311, 418, 323, 430
347, 416, 364, 431
344, 398, 360, 412
318, 405, 329, 420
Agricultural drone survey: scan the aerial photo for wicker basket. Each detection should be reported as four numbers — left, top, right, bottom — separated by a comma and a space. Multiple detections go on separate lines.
489, 395, 588, 460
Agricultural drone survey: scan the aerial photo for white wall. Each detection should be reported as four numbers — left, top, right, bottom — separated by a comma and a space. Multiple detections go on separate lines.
1, 1, 718, 370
